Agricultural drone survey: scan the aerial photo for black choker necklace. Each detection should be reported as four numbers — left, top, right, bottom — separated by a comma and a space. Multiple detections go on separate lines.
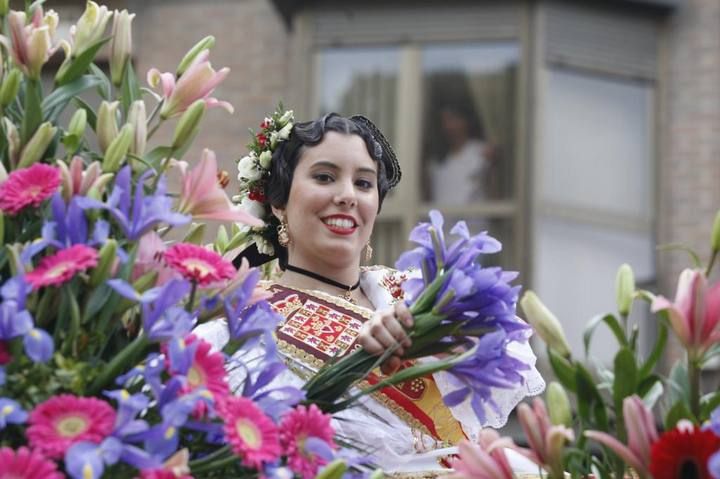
285, 264, 360, 304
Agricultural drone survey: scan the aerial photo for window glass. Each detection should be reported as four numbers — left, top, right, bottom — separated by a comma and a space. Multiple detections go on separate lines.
421, 43, 520, 204
316, 47, 400, 143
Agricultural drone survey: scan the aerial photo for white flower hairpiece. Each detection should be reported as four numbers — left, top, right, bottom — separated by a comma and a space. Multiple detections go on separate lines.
233, 106, 295, 256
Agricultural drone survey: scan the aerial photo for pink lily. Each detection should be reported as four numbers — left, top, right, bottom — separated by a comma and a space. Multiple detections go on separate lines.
517, 398, 574, 478
147, 51, 233, 119
448, 429, 518, 479
132, 231, 175, 285
57, 156, 112, 202
173, 149, 263, 226
652, 268, 720, 361
2, 7, 58, 79
585, 395, 658, 479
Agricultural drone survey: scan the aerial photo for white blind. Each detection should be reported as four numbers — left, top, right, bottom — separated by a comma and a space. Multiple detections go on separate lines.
310, 2, 521, 46
543, 1, 659, 80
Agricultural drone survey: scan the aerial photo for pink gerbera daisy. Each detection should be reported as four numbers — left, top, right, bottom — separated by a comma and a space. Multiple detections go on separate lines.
0, 341, 11, 365
220, 396, 281, 468
163, 243, 235, 286
26, 394, 117, 459
26, 244, 99, 289
0, 164, 61, 215
280, 404, 337, 479
0, 447, 63, 479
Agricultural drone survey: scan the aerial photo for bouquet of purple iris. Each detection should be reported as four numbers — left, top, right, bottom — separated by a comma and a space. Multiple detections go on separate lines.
0, 3, 354, 478
304, 210, 533, 424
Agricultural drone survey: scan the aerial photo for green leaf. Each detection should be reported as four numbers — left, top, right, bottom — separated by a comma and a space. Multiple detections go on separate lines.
120, 62, 142, 116
612, 347, 638, 409
55, 37, 111, 86
576, 363, 608, 430
20, 79, 43, 144
142, 146, 174, 172
664, 400, 695, 430
701, 391, 720, 420
639, 321, 668, 378
83, 284, 114, 323
667, 360, 690, 405
583, 313, 628, 357
701, 342, 720, 367
42, 75, 105, 122
89, 63, 112, 101
639, 378, 664, 409
656, 243, 702, 269
73, 97, 98, 131
548, 346, 577, 393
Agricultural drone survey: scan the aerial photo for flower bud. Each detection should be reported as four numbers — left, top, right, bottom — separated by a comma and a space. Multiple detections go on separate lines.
315, 459, 348, 479
72, 1, 112, 57
277, 122, 292, 140
18, 122, 57, 168
546, 381, 572, 427
237, 154, 261, 181
67, 109, 87, 139
127, 100, 147, 156
258, 150, 272, 169
711, 210, 720, 253
615, 263, 635, 316
89, 239, 117, 287
0, 161, 6, 183
278, 109, 294, 126
0, 68, 22, 107
176, 35, 215, 76
26, 25, 53, 79
86, 173, 114, 200
3, 118, 20, 167
109, 9, 134, 86
0, 0, 8, 16
102, 123, 134, 172
520, 291, 572, 357
171, 99, 205, 151
183, 223, 206, 245
97, 101, 119, 153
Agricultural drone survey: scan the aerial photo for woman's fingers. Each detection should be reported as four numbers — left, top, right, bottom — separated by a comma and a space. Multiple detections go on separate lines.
381, 355, 402, 375
394, 302, 414, 329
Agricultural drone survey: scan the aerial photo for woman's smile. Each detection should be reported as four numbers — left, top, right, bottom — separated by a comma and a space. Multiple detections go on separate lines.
321, 214, 358, 235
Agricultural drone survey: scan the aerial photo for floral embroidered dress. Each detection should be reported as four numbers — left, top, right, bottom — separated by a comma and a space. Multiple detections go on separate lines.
196, 266, 545, 472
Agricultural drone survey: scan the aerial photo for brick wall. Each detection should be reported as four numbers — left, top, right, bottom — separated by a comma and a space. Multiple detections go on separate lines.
659, 0, 720, 292
133, 0, 290, 177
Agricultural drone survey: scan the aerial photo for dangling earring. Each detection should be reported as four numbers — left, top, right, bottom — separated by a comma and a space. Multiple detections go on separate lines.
364, 242, 373, 262
277, 217, 290, 247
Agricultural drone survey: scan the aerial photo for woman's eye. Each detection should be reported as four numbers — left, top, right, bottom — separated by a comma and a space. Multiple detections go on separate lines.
356, 179, 374, 190
314, 173, 334, 183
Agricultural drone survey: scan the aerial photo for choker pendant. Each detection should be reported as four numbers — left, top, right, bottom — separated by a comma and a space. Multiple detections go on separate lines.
342, 289, 357, 304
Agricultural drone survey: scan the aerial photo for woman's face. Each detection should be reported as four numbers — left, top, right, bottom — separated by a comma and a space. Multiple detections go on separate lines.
276, 131, 379, 270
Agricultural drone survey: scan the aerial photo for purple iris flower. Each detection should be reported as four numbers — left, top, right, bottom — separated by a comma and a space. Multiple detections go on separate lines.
443, 330, 529, 424
65, 437, 123, 479
21, 194, 122, 263
227, 301, 283, 354
104, 389, 151, 438
108, 278, 194, 342
1, 275, 30, 309
0, 300, 32, 340
167, 336, 199, 376
115, 353, 165, 400
0, 398, 27, 428
708, 407, 720, 478
0, 367, 5, 386
23, 327, 54, 363
139, 392, 209, 460
263, 464, 295, 479
76, 166, 189, 240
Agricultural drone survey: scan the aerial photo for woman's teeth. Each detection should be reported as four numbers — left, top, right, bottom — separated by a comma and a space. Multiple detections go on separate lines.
324, 218, 355, 228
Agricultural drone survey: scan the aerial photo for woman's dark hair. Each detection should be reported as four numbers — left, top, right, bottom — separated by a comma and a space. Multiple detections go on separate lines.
265, 113, 391, 211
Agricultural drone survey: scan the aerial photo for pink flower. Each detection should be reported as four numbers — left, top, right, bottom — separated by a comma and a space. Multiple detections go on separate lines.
280, 404, 336, 479
517, 398, 575, 478
26, 244, 99, 289
26, 394, 116, 459
0, 341, 11, 365
0, 163, 61, 215
652, 268, 720, 360
0, 446, 63, 479
57, 156, 111, 202
448, 430, 517, 479
132, 231, 175, 285
220, 396, 281, 468
585, 395, 658, 479
171, 335, 228, 416
163, 243, 235, 286
174, 149, 263, 226
147, 51, 233, 119
1, 7, 58, 79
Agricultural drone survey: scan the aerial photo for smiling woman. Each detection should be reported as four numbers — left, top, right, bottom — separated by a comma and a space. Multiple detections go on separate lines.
196, 111, 544, 474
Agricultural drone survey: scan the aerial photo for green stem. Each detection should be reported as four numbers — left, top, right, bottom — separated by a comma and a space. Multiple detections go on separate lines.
188, 445, 230, 468
146, 99, 164, 126
190, 452, 238, 475
706, 250, 718, 277
186, 281, 197, 312
63, 285, 82, 356
689, 356, 701, 419
88, 335, 150, 395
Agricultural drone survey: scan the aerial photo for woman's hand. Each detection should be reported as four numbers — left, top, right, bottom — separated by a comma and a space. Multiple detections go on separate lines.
358, 302, 414, 375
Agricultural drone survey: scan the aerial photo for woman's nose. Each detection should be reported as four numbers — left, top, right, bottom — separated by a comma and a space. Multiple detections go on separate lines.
333, 179, 357, 207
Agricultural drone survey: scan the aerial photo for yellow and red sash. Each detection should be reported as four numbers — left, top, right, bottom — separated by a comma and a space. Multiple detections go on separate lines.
267, 283, 466, 446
